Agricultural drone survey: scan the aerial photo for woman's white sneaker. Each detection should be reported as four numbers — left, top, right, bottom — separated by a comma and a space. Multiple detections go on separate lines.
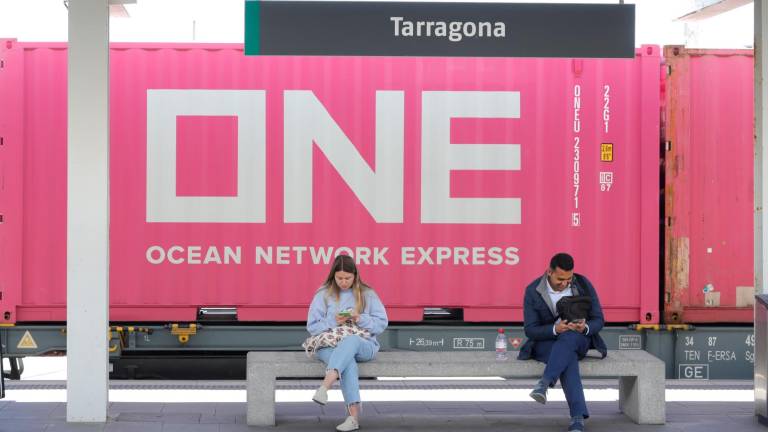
312, 386, 328, 405
336, 416, 360, 431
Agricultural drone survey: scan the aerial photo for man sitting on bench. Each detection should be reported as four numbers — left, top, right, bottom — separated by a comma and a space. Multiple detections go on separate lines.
518, 252, 607, 432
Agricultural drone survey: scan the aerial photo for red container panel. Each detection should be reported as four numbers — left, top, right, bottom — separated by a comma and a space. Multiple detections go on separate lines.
664, 46, 754, 323
0, 41, 661, 324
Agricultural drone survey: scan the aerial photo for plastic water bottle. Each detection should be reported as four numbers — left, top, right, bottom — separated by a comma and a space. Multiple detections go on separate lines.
495, 328, 508, 361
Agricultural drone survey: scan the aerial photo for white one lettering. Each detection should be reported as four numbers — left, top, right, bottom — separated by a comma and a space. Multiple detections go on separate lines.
422, 91, 521, 224
284, 91, 405, 223
146, 90, 265, 223
147, 90, 521, 225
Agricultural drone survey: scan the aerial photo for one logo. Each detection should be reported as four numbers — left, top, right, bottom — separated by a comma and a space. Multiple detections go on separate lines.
508, 337, 523, 349
145, 89, 522, 224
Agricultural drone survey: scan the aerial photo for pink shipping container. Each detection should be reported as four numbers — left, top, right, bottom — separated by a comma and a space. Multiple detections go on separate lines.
0, 41, 660, 325
664, 46, 755, 323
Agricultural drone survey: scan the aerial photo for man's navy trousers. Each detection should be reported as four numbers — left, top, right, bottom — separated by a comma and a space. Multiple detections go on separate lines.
532, 330, 591, 418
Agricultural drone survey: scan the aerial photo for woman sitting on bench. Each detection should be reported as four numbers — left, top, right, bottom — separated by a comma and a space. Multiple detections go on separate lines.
305, 254, 389, 432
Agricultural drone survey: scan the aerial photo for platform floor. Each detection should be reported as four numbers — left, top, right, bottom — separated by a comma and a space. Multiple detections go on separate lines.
0, 379, 762, 431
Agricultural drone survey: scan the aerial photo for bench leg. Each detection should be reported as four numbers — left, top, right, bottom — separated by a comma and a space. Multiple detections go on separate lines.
618, 369, 665, 424
247, 367, 276, 426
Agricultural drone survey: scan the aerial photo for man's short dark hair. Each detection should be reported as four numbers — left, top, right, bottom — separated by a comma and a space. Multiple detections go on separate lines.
549, 253, 574, 271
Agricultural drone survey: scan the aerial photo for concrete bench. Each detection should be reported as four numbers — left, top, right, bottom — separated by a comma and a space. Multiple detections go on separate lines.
246, 349, 665, 426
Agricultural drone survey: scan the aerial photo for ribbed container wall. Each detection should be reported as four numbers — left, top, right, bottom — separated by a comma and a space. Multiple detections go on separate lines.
0, 41, 660, 324
664, 46, 754, 323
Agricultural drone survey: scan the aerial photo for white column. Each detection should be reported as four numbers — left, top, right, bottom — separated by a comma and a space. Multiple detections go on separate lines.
757, 0, 768, 296
66, 0, 109, 422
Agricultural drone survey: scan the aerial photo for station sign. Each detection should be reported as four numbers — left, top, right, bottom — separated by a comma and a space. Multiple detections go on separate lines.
245, 1, 635, 58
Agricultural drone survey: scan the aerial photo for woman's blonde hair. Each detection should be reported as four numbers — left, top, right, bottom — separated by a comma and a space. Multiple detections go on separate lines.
322, 254, 370, 314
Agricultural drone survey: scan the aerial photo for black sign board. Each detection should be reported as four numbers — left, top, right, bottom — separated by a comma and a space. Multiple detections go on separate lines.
245, 1, 635, 58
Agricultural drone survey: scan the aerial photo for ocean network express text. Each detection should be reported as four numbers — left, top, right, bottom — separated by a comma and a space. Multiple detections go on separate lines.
145, 245, 520, 266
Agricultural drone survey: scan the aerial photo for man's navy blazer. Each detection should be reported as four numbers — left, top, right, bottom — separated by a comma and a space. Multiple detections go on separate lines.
517, 273, 607, 360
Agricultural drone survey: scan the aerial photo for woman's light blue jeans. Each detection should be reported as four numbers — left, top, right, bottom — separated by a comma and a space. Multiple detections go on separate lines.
316, 335, 377, 406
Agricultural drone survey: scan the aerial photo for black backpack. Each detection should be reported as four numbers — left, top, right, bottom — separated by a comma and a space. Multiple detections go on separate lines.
556, 295, 592, 322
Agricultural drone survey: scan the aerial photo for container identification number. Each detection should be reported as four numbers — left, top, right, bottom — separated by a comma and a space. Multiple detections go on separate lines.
572, 84, 581, 227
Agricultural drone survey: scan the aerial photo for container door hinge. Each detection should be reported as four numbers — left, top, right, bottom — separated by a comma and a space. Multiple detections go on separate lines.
665, 141, 672, 151
666, 65, 672, 76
